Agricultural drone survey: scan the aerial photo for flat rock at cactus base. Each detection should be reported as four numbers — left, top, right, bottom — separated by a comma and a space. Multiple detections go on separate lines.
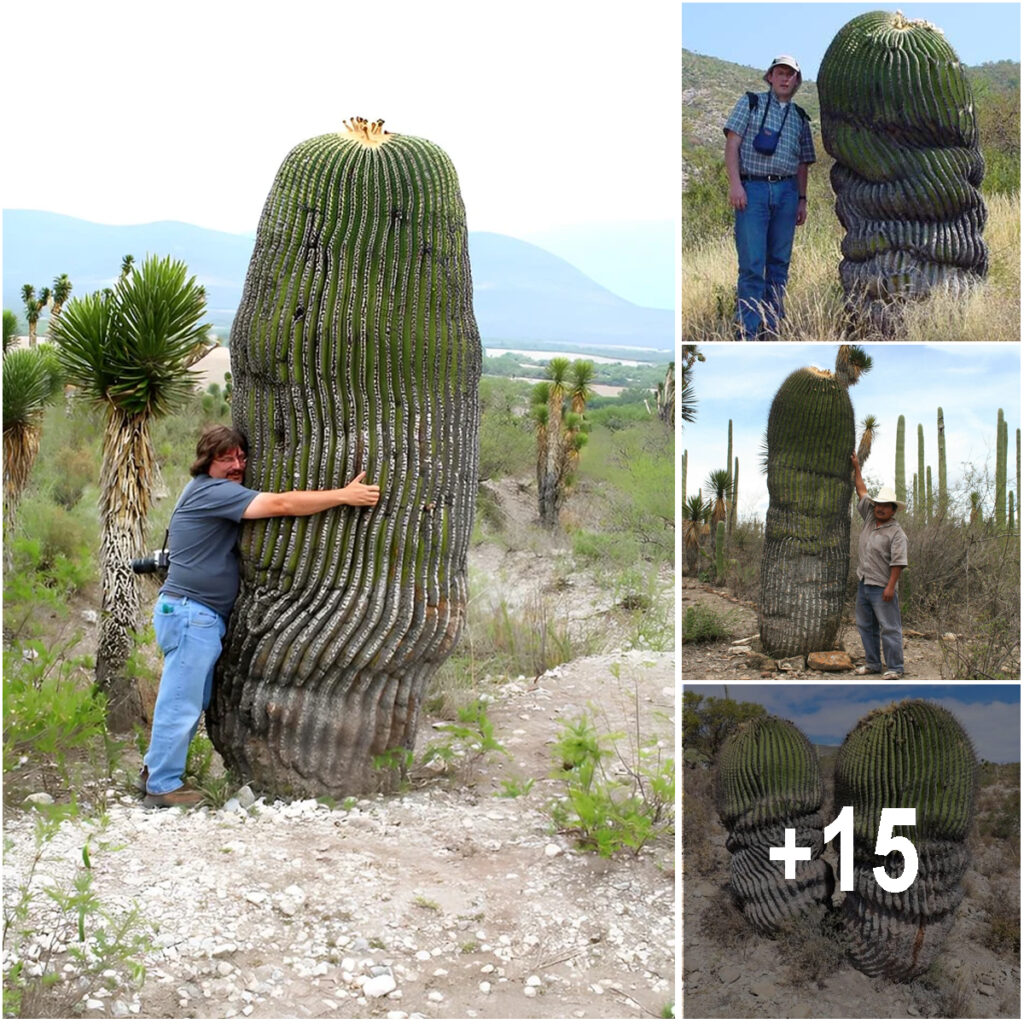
4, 478, 675, 1020
684, 763, 1021, 1017
680, 578, 950, 679
807, 651, 855, 672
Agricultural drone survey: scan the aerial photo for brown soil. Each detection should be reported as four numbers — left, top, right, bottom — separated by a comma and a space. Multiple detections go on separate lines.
680, 577, 948, 680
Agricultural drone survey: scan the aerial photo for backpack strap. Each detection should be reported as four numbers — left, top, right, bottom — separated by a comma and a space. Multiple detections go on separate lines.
746, 91, 761, 112
794, 103, 810, 122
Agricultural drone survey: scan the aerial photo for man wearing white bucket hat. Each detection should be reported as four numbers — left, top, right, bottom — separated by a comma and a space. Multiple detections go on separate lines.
851, 454, 908, 678
723, 55, 817, 339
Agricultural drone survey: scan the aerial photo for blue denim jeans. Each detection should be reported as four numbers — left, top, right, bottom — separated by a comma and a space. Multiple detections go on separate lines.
143, 594, 226, 794
855, 580, 904, 675
734, 177, 799, 339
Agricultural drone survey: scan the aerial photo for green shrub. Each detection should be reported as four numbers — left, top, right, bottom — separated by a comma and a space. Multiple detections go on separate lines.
682, 603, 730, 643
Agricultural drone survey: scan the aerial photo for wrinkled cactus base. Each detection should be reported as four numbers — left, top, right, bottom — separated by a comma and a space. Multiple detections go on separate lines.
726, 814, 835, 934
211, 631, 460, 797
841, 842, 969, 980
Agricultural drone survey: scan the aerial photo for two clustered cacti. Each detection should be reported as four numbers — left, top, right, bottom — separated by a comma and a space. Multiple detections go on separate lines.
818, 10, 988, 326
715, 700, 976, 981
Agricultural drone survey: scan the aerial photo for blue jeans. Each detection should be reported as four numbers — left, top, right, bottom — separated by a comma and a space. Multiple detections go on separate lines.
855, 581, 904, 675
734, 178, 799, 339
144, 595, 226, 794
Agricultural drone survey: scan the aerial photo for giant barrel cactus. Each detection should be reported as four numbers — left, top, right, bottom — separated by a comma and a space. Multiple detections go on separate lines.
208, 117, 481, 796
835, 700, 976, 980
760, 346, 871, 657
716, 716, 834, 933
818, 11, 987, 324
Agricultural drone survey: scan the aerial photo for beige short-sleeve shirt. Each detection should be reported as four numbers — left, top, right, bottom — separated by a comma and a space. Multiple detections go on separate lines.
856, 496, 909, 588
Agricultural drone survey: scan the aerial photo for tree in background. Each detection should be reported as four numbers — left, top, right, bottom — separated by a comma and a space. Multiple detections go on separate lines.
49, 273, 73, 330
2, 345, 63, 539
682, 691, 766, 761
51, 254, 213, 730
21, 284, 51, 348
533, 357, 594, 528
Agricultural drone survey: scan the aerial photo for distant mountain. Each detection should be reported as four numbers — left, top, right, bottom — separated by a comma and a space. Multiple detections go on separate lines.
3, 210, 673, 354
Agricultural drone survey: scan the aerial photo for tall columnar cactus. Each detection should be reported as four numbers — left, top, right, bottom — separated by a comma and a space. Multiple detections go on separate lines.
209, 118, 481, 796
926, 466, 933, 521
895, 414, 906, 505
760, 346, 871, 657
716, 716, 834, 934
715, 520, 726, 580
995, 408, 1007, 528
731, 456, 739, 534
835, 700, 976, 981
916, 424, 925, 518
937, 407, 947, 519
818, 11, 987, 323
726, 420, 734, 537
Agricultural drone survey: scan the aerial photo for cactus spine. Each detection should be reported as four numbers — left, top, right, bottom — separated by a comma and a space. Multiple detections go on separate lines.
209, 118, 481, 796
818, 11, 987, 325
996, 408, 1007, 528
895, 414, 906, 505
716, 716, 834, 934
760, 346, 871, 657
835, 699, 976, 980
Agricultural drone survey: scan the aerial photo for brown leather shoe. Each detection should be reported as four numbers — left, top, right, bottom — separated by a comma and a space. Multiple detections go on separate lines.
143, 785, 204, 808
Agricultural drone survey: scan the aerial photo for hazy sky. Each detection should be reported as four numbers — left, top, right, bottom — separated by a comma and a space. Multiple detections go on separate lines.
682, 2, 1021, 77
686, 683, 1020, 761
682, 344, 1021, 520
2, 1, 677, 242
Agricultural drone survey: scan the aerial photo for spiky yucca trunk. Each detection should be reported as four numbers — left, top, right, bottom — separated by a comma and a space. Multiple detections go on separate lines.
96, 409, 153, 730
818, 11, 987, 327
209, 118, 481, 797
835, 700, 976, 980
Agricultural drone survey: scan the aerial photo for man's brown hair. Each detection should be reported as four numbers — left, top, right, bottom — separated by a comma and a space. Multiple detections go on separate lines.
191, 425, 248, 477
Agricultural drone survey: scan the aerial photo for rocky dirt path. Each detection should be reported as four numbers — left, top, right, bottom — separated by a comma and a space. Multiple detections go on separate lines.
4, 652, 674, 1020
4, 480, 676, 1020
680, 578, 947, 680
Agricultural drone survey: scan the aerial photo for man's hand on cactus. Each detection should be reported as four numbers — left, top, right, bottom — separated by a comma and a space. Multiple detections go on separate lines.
340, 471, 381, 506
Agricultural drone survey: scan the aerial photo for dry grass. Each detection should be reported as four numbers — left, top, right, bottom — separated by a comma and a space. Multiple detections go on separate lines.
682, 191, 1020, 341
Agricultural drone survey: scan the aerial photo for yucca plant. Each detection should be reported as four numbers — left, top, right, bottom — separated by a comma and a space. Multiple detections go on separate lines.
683, 492, 711, 575
51, 254, 212, 729
3, 310, 18, 352
21, 284, 51, 348
2, 345, 63, 536
209, 117, 482, 796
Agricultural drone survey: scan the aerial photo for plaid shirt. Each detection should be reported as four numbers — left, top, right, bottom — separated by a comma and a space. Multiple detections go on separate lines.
724, 91, 816, 177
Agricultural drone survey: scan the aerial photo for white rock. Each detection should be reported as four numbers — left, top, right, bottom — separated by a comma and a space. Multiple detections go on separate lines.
23, 793, 54, 806
236, 785, 256, 808
525, 974, 542, 987
479, 981, 492, 994
427, 990, 444, 1003
81, 609, 99, 624
363, 974, 397, 998
524, 985, 538, 997
544, 844, 562, 857
244, 891, 266, 905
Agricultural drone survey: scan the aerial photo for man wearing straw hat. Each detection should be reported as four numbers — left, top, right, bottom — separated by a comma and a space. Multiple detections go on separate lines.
851, 453, 909, 678
723, 55, 816, 339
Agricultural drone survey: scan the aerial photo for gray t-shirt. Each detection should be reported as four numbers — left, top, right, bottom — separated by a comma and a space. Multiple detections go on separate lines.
856, 496, 909, 588
163, 476, 261, 618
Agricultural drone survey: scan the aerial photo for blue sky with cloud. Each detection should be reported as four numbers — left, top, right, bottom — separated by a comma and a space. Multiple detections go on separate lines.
682, 3, 1020, 75
682, 344, 1021, 520
685, 683, 1020, 761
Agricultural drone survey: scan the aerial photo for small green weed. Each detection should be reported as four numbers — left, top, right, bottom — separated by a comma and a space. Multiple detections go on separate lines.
498, 775, 535, 798
682, 603, 730, 643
